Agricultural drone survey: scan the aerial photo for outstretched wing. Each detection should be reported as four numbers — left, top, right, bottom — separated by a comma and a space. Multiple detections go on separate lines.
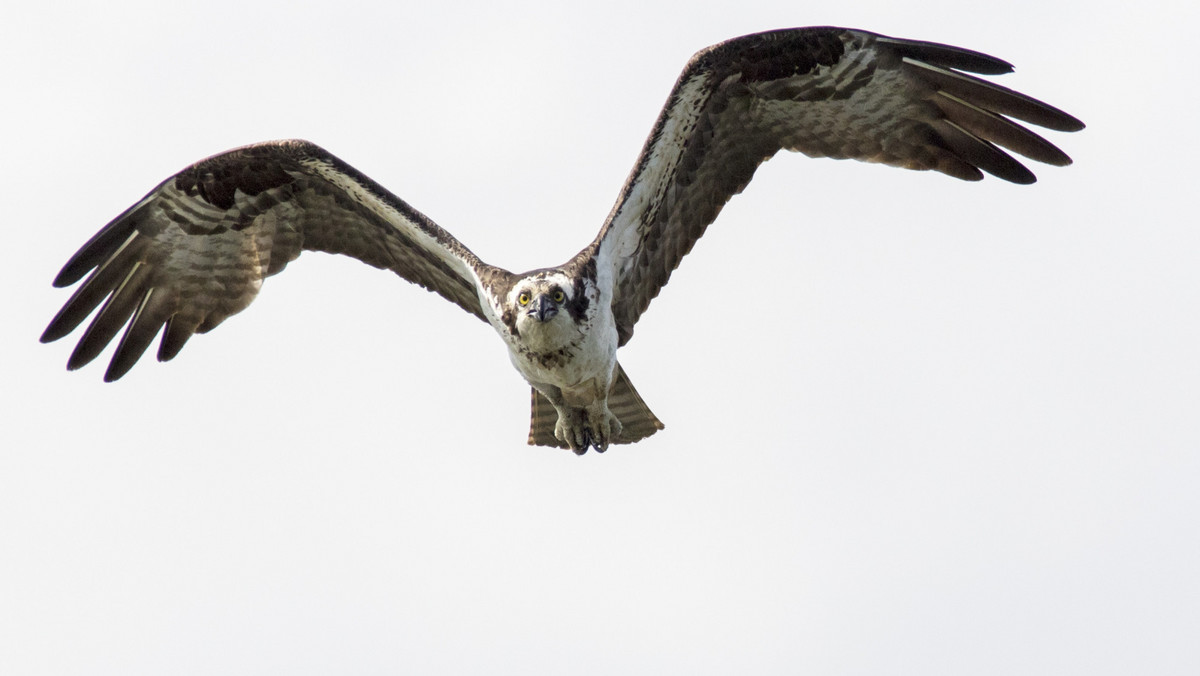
594, 27, 1084, 345
42, 140, 493, 381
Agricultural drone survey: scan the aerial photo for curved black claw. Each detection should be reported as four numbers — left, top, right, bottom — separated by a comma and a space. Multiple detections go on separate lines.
569, 429, 609, 455
572, 429, 592, 456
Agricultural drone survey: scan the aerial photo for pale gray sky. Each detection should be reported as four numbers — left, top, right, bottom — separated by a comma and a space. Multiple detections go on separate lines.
4, 1, 1198, 674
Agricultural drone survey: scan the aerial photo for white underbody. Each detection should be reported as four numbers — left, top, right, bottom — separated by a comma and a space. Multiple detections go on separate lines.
510, 295, 617, 407
476, 260, 622, 450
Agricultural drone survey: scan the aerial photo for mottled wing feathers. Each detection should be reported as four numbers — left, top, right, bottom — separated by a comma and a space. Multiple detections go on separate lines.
42, 140, 489, 381
596, 27, 1083, 345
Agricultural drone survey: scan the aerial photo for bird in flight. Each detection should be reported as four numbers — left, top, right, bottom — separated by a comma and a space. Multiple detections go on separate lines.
42, 27, 1083, 454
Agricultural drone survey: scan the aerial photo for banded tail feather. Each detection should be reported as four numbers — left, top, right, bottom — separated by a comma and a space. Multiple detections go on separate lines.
528, 364, 664, 449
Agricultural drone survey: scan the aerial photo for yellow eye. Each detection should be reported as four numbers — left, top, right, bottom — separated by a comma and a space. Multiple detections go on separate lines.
518, 292, 531, 306
553, 291, 565, 303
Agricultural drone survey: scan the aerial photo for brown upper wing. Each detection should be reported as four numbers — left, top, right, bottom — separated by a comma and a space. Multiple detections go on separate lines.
593, 27, 1084, 345
42, 140, 492, 381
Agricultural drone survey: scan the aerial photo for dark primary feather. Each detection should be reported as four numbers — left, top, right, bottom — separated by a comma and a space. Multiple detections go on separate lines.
42, 140, 490, 381
595, 26, 1083, 346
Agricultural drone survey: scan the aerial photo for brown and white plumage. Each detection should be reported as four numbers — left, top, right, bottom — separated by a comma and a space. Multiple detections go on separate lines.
41, 140, 511, 381
42, 27, 1083, 453
592, 28, 1082, 346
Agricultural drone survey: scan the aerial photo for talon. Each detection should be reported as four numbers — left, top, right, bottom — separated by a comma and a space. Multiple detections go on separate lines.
590, 429, 607, 453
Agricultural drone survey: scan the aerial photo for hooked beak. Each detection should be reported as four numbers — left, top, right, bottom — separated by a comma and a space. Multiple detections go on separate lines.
528, 294, 558, 322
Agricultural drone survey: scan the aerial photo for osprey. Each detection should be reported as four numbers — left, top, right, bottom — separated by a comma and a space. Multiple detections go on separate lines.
42, 27, 1083, 454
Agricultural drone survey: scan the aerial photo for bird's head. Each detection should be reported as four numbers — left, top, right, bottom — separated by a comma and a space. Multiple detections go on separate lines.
500, 270, 590, 346
511, 275, 570, 324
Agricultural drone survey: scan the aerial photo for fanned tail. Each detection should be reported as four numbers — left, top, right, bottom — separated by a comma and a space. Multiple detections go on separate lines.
527, 363, 665, 449
528, 390, 562, 448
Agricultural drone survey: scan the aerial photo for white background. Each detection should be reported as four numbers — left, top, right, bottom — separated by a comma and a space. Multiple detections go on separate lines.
3, 1, 1197, 674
